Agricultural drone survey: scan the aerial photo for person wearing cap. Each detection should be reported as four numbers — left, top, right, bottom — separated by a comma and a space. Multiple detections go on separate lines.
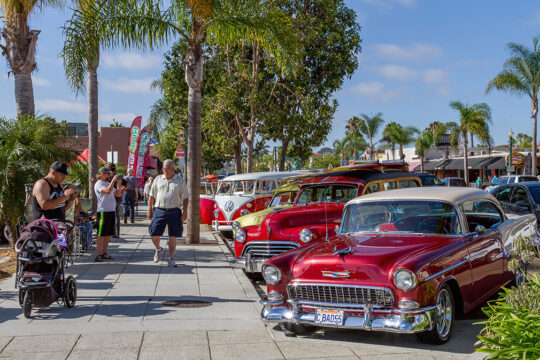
147, 159, 189, 267
108, 163, 129, 238
31, 161, 76, 221
94, 167, 123, 262
123, 168, 138, 224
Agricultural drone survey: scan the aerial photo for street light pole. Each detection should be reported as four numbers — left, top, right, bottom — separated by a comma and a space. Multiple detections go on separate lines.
508, 129, 514, 175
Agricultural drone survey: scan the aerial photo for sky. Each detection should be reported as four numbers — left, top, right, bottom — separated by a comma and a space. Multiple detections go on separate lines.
1, 0, 539, 150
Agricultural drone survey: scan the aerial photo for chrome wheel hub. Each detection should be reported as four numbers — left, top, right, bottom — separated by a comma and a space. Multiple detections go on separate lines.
435, 288, 452, 337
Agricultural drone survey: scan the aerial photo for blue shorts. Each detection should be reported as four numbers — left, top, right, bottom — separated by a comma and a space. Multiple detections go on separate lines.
149, 208, 183, 237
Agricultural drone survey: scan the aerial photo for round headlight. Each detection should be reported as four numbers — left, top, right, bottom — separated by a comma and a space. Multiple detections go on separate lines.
393, 269, 417, 291
240, 209, 250, 216
235, 229, 246, 243
213, 210, 219, 219
263, 265, 282, 285
232, 221, 240, 232
299, 228, 313, 243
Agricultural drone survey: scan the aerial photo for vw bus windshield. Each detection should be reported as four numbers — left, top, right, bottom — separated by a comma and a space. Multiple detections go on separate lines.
340, 200, 461, 235
217, 181, 255, 195
295, 185, 357, 205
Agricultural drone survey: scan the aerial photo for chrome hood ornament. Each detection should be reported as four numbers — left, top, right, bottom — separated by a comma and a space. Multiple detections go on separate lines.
333, 246, 353, 257
322, 271, 351, 278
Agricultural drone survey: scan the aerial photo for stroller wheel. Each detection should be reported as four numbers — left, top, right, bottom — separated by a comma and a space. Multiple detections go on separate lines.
63, 276, 77, 308
23, 291, 32, 319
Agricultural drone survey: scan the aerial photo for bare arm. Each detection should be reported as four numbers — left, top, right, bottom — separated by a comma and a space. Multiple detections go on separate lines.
182, 198, 189, 222
33, 180, 75, 210
147, 196, 155, 220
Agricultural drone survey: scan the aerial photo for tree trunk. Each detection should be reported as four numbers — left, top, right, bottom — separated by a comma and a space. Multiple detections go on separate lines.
14, 74, 35, 116
462, 131, 469, 185
246, 136, 254, 173
399, 145, 404, 160
185, 41, 203, 245
279, 138, 289, 171
88, 66, 99, 211
233, 141, 242, 174
420, 157, 424, 172
532, 97, 538, 176
391, 144, 395, 160
470, 133, 474, 149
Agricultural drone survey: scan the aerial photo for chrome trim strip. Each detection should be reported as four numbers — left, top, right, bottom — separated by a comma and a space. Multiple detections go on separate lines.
289, 282, 390, 291
423, 258, 469, 282
294, 300, 390, 310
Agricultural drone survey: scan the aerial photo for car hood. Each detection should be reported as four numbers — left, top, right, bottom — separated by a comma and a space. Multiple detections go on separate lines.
291, 233, 456, 287
237, 205, 293, 229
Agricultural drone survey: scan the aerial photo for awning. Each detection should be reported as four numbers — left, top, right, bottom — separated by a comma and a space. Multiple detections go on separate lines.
487, 157, 507, 170
443, 159, 465, 170
75, 149, 105, 163
423, 159, 449, 171
467, 158, 487, 169
408, 161, 421, 171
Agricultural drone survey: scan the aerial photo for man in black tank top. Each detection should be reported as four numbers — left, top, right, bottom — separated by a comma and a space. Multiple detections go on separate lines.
32, 161, 76, 221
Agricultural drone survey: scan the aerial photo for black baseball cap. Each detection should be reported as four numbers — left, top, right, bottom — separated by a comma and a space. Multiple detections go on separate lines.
108, 163, 116, 171
51, 161, 70, 175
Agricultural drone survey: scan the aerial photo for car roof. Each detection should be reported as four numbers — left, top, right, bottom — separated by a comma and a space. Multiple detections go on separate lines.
299, 170, 418, 186
506, 182, 540, 188
221, 171, 306, 181
349, 186, 495, 205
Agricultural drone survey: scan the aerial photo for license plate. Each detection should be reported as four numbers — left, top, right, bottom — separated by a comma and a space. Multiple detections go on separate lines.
315, 309, 344, 326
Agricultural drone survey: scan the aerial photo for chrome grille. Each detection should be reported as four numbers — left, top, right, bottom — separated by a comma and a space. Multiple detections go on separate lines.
288, 283, 393, 310
241, 241, 299, 257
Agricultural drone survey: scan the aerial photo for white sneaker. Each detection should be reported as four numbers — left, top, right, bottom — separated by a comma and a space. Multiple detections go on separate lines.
167, 258, 177, 267
154, 248, 164, 263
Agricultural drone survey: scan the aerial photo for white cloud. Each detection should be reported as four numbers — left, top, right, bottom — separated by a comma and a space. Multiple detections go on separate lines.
421, 69, 448, 84
436, 87, 450, 96
102, 52, 162, 71
374, 43, 442, 62
101, 77, 157, 94
36, 98, 87, 113
377, 65, 418, 81
349, 81, 400, 102
100, 112, 138, 126
526, 11, 540, 24
32, 76, 51, 87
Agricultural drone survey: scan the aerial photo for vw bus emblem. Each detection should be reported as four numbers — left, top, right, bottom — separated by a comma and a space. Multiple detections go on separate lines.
224, 200, 234, 212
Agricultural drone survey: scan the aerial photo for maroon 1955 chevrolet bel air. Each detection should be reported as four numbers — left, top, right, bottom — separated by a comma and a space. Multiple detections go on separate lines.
260, 187, 537, 344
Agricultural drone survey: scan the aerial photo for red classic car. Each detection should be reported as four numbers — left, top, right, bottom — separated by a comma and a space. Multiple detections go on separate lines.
260, 187, 537, 344
231, 161, 421, 273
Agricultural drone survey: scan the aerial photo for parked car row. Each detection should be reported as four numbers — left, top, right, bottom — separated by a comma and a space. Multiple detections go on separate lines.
202, 165, 538, 344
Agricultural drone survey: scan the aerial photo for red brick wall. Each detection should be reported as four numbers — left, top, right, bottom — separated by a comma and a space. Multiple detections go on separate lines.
74, 127, 131, 166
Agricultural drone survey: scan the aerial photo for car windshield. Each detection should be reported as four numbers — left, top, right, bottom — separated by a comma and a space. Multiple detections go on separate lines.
493, 177, 509, 185
340, 200, 461, 235
421, 175, 442, 186
269, 191, 296, 207
519, 176, 538, 183
296, 185, 357, 205
217, 180, 255, 195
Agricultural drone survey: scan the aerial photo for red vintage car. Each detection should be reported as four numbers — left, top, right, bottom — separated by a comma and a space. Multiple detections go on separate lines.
231, 161, 421, 273
260, 187, 537, 344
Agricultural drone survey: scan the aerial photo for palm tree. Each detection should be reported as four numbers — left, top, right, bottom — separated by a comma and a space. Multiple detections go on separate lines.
449, 101, 492, 184
516, 133, 533, 148
415, 131, 433, 172
333, 138, 346, 165
0, 0, 60, 116
382, 122, 401, 160
351, 113, 384, 160
63, 0, 298, 243
343, 133, 367, 161
393, 125, 419, 160
486, 37, 540, 175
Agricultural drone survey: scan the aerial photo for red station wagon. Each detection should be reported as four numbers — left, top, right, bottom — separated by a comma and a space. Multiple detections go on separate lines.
230, 161, 421, 273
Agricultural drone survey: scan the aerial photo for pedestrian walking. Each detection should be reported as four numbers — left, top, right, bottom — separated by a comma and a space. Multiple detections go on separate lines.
147, 159, 189, 267
144, 177, 154, 205
123, 169, 138, 224
476, 176, 482, 189
94, 167, 123, 262
108, 163, 129, 238
31, 161, 76, 221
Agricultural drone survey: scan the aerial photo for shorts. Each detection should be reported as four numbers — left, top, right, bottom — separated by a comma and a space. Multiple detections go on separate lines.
149, 208, 183, 237
97, 211, 115, 237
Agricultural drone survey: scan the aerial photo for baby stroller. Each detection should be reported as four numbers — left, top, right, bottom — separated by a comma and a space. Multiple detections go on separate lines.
14, 218, 77, 318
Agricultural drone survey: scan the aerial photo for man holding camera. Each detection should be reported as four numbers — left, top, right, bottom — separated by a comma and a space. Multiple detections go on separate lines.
32, 161, 76, 221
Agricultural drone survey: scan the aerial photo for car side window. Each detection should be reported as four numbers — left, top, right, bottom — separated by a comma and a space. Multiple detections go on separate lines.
494, 186, 512, 202
383, 181, 397, 191
364, 182, 380, 194
461, 200, 503, 232
399, 179, 419, 188
510, 187, 529, 204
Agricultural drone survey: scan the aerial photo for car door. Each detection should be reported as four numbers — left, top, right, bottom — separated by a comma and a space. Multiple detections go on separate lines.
493, 185, 513, 213
461, 200, 505, 301
509, 186, 533, 215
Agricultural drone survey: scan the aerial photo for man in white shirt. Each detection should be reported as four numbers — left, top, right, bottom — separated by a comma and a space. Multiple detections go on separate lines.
147, 159, 189, 267
94, 167, 122, 262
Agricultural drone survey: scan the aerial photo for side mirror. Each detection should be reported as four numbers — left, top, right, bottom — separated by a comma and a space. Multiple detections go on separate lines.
516, 200, 531, 212
475, 225, 486, 234
335, 225, 340, 234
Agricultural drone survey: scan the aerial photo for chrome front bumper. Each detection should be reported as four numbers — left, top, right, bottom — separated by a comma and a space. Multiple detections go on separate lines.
212, 220, 232, 232
230, 256, 266, 273
260, 298, 437, 334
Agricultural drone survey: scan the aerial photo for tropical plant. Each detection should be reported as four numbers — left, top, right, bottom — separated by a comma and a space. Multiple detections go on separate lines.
516, 133, 533, 148
349, 113, 384, 160
0, 115, 77, 247
486, 37, 540, 175
0, 0, 61, 115
393, 125, 419, 160
343, 132, 367, 160
415, 131, 434, 172
382, 122, 402, 160
307, 153, 340, 169
449, 101, 492, 184
109, 119, 124, 127
333, 138, 347, 165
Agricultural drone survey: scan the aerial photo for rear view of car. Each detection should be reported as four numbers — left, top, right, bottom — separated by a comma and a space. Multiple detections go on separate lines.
441, 177, 466, 187
416, 173, 443, 186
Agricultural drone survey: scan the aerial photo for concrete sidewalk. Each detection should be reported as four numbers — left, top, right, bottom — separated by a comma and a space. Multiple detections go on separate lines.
0, 205, 484, 359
